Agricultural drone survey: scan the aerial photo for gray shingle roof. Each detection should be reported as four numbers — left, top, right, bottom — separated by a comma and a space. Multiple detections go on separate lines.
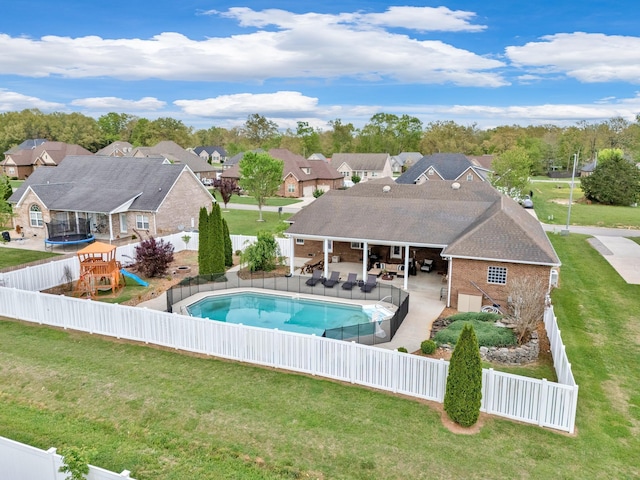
286, 178, 560, 266
9, 156, 190, 213
130, 141, 217, 173
396, 153, 483, 183
332, 153, 390, 171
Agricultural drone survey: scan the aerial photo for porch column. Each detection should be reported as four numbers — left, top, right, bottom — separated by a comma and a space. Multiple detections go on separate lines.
362, 241, 369, 280
323, 239, 329, 278
289, 236, 295, 276
403, 245, 410, 290
74, 211, 79, 234
446, 257, 453, 307
108, 214, 114, 241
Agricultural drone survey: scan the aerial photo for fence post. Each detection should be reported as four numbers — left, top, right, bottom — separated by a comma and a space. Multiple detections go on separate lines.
392, 351, 399, 393
310, 334, 317, 375
47, 447, 58, 479
568, 384, 579, 434
483, 368, 494, 414
120, 470, 132, 478
350, 341, 357, 384
538, 378, 549, 427
437, 358, 447, 402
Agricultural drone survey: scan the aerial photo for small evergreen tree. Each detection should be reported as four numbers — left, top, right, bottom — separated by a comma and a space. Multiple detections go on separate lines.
444, 323, 482, 427
210, 203, 225, 274
134, 237, 174, 277
222, 218, 233, 267
197, 206, 211, 274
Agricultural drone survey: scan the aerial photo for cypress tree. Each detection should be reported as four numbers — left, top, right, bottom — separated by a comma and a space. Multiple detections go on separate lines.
444, 323, 483, 427
222, 217, 233, 267
197, 207, 211, 275
210, 203, 225, 275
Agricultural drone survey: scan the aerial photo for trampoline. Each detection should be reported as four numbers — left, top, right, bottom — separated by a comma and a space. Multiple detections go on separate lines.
45, 218, 96, 250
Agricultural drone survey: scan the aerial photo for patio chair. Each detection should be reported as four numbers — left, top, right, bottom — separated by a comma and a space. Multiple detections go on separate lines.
360, 274, 378, 293
305, 269, 324, 286
323, 271, 340, 288
341, 273, 358, 290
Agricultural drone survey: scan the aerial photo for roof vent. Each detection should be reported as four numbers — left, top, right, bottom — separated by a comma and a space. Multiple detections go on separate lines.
451, 182, 461, 190
382, 185, 391, 193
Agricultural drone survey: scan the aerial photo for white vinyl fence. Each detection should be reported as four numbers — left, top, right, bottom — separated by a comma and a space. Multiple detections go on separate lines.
544, 303, 576, 386
0, 435, 133, 480
0, 233, 291, 292
0, 287, 578, 433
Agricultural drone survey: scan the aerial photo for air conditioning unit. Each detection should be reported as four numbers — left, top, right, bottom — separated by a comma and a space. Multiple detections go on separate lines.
550, 269, 559, 288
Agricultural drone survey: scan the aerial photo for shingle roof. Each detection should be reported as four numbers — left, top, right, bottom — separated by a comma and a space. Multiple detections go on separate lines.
130, 141, 217, 173
286, 178, 560, 266
3, 142, 92, 166
4, 138, 47, 154
332, 153, 390, 171
9, 156, 191, 213
396, 153, 484, 183
95, 141, 133, 156
193, 145, 227, 157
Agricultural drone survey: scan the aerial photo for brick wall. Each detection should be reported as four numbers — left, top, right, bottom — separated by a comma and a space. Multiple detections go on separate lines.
449, 258, 552, 310
12, 190, 50, 239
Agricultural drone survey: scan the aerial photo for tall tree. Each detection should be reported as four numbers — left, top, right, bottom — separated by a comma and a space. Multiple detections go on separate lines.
210, 203, 225, 275
327, 118, 355, 154
147, 117, 193, 147
238, 152, 284, 222
0, 174, 13, 228
98, 112, 134, 144
490, 146, 532, 198
243, 114, 279, 148
222, 218, 233, 267
197, 207, 211, 275
581, 149, 640, 205
296, 121, 321, 157
444, 323, 482, 427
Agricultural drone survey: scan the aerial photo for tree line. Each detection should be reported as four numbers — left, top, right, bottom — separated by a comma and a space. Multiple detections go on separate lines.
2, 109, 639, 173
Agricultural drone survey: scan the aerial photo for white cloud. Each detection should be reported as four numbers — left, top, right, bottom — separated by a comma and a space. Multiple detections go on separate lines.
506, 32, 640, 83
0, 6, 504, 87
0, 88, 64, 111
71, 96, 166, 111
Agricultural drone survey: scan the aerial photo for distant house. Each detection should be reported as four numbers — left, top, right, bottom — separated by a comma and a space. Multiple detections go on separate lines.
332, 153, 394, 182
308, 153, 328, 162
285, 179, 560, 311
130, 141, 219, 181
467, 154, 495, 171
222, 148, 343, 197
95, 141, 133, 157
3, 138, 47, 155
390, 152, 423, 174
396, 153, 489, 184
8, 156, 214, 242
1, 141, 92, 179
192, 146, 228, 164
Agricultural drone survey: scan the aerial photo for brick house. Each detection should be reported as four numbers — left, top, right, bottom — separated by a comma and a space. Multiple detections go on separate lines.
1, 141, 92, 179
8, 156, 214, 243
284, 179, 560, 311
332, 153, 394, 182
222, 148, 343, 197
130, 141, 220, 182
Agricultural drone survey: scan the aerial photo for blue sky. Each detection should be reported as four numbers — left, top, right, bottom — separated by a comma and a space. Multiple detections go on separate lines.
1, 1, 639, 131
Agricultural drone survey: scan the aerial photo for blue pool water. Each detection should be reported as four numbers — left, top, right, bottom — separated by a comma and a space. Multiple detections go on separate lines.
186, 292, 372, 335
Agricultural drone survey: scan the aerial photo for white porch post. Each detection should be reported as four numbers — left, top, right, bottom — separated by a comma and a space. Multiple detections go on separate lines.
362, 241, 369, 280
323, 239, 329, 278
403, 245, 410, 290
108, 214, 114, 241
446, 257, 453, 307
289, 236, 295, 276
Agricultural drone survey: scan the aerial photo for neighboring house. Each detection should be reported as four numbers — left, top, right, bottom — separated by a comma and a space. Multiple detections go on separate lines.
3, 138, 47, 155
130, 140, 219, 181
332, 153, 394, 182
580, 159, 597, 177
8, 156, 214, 242
467, 154, 495, 171
221, 148, 343, 197
95, 141, 133, 157
308, 153, 328, 162
223, 149, 265, 170
390, 152, 423, 174
192, 146, 228, 164
1, 141, 92, 179
285, 178, 560, 311
396, 153, 489, 184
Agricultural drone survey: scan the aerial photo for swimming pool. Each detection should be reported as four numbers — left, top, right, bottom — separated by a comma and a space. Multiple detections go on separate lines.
185, 291, 389, 336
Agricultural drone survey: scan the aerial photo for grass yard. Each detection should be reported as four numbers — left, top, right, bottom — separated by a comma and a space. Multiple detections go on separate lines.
1, 234, 639, 478
530, 180, 640, 229
211, 191, 302, 207
222, 209, 292, 236
0, 247, 59, 269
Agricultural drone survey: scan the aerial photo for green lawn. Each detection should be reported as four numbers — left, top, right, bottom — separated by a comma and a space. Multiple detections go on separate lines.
211, 191, 302, 207
1, 233, 639, 478
0, 247, 59, 269
9, 179, 23, 190
531, 180, 640, 229
222, 209, 292, 236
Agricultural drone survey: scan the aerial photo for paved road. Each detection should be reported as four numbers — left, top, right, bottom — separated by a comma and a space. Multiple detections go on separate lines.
540, 223, 640, 237
221, 196, 315, 214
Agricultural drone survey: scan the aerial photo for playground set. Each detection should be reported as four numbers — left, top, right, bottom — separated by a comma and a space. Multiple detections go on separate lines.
74, 241, 148, 298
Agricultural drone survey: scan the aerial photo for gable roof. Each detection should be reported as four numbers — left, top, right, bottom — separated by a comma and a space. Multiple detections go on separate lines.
396, 153, 487, 183
285, 178, 559, 266
467, 154, 495, 170
193, 145, 227, 157
332, 153, 390, 171
9, 156, 204, 214
4, 138, 47, 154
130, 140, 217, 173
2, 142, 92, 167
95, 141, 133, 156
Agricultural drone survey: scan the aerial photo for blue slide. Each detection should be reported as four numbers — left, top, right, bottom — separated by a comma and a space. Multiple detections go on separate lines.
121, 269, 149, 287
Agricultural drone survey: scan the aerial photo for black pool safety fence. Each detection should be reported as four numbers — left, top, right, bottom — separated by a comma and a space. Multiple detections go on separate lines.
166, 271, 410, 346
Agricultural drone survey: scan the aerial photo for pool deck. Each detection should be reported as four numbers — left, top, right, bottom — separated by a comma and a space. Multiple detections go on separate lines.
139, 258, 447, 353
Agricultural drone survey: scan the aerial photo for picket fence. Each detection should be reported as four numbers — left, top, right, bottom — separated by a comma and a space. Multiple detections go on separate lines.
544, 303, 576, 387
0, 435, 133, 480
0, 286, 578, 433
0, 232, 291, 292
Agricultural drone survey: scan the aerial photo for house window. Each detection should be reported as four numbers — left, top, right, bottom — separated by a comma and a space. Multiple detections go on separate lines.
29, 204, 43, 227
295, 238, 305, 245
372, 172, 378, 177
287, 184, 296, 193
467, 173, 474, 181
390, 245, 403, 259
351, 242, 364, 250
343, 171, 350, 177
136, 214, 150, 229
428, 168, 434, 176
363, 171, 368, 177
487, 266, 507, 285
7, 167, 15, 174
302, 167, 310, 174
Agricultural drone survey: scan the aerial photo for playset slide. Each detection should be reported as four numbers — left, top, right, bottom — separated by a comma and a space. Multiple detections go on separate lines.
121, 269, 149, 287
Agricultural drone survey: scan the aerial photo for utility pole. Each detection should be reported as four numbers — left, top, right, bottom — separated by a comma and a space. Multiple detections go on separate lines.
561, 152, 579, 235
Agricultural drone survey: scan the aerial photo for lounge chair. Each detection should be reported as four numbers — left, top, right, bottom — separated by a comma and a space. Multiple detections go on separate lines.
360, 274, 378, 293
305, 269, 324, 286
341, 273, 358, 290
323, 271, 340, 288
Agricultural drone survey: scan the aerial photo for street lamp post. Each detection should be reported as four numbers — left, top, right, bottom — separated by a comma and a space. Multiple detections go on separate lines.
561, 153, 578, 235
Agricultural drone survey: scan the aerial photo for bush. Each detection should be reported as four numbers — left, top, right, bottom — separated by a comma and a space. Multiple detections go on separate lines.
397, 347, 408, 353
242, 231, 279, 272
313, 188, 325, 198
134, 237, 174, 277
433, 320, 516, 348
420, 339, 437, 354
444, 324, 482, 427
446, 312, 502, 323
